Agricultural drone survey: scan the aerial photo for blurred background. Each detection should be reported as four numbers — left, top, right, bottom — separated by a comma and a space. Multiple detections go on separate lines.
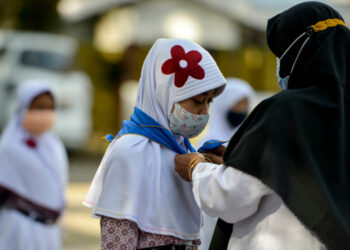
0, 0, 349, 249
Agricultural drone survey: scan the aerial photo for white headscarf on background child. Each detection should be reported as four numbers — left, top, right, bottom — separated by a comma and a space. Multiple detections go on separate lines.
0, 80, 68, 212
196, 77, 255, 148
84, 38, 226, 239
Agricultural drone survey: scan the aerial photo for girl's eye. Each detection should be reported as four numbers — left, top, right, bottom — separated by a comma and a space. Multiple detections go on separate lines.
193, 95, 205, 104
194, 99, 202, 104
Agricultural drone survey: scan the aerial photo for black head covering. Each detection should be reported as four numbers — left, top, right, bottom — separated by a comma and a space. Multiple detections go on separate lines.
267, 1, 345, 80
212, 2, 350, 249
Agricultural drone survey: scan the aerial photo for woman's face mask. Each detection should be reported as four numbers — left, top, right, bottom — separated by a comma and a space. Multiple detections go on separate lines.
276, 58, 290, 90
169, 103, 209, 138
22, 110, 56, 136
276, 31, 311, 90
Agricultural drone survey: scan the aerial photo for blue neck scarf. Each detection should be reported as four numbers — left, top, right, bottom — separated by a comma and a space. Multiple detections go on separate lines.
197, 139, 227, 153
106, 107, 195, 154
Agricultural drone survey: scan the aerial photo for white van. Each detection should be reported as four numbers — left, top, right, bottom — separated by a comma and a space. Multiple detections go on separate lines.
0, 31, 93, 150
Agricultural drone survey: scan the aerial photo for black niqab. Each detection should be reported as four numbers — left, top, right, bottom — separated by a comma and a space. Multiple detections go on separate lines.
212, 2, 350, 249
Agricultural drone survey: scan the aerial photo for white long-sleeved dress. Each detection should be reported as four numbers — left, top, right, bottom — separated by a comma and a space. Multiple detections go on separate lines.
192, 162, 326, 250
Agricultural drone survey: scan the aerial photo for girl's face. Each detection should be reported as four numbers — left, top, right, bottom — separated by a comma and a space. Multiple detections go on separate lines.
29, 92, 54, 110
175, 89, 217, 115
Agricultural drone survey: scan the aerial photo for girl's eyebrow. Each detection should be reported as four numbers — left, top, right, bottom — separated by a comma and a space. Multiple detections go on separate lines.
195, 93, 205, 98
201, 91, 212, 97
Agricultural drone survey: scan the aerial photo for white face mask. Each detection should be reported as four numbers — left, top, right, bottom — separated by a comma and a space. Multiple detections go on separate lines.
169, 103, 209, 138
22, 110, 56, 136
277, 58, 290, 90
276, 32, 311, 90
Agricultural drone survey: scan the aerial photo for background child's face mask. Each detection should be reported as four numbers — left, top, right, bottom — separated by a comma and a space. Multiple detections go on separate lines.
22, 110, 56, 136
169, 103, 209, 138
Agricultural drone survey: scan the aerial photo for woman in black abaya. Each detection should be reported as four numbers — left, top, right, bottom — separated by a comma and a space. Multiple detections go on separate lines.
174, 2, 350, 249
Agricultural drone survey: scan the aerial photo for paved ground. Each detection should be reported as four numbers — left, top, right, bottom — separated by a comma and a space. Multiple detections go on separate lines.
63, 153, 102, 250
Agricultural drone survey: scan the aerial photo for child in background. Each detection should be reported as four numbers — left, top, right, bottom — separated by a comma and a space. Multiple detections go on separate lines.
0, 80, 68, 250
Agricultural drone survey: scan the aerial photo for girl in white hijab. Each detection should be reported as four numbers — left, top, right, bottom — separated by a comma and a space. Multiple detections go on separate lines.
0, 80, 68, 250
84, 38, 226, 249
195, 78, 254, 250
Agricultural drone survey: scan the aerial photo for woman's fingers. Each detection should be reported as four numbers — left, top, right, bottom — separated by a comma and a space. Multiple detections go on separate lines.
203, 152, 223, 164
210, 145, 226, 157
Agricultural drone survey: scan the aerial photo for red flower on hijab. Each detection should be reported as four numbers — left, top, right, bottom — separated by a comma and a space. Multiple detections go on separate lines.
25, 137, 37, 148
161, 45, 205, 87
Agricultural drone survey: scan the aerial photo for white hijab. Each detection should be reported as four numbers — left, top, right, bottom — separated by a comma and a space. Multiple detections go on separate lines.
0, 80, 68, 212
84, 38, 226, 239
196, 77, 255, 147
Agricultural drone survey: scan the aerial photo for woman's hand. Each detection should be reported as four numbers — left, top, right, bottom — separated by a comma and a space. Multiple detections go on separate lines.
202, 145, 226, 164
203, 152, 223, 164
210, 145, 226, 157
174, 153, 205, 181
